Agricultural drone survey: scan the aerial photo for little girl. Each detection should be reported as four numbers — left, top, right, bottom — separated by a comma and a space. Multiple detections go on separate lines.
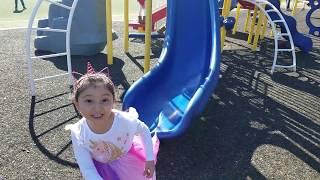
67, 63, 159, 180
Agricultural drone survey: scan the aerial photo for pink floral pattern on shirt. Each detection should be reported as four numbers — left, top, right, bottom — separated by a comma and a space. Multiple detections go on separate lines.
89, 140, 124, 163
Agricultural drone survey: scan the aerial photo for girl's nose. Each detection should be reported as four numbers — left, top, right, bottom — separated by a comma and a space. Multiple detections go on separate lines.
93, 102, 103, 111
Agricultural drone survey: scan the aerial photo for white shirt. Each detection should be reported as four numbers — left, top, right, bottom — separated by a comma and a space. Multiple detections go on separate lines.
69, 109, 154, 180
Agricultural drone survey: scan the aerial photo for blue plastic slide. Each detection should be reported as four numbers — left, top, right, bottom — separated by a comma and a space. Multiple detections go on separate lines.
267, 0, 313, 52
123, 0, 221, 139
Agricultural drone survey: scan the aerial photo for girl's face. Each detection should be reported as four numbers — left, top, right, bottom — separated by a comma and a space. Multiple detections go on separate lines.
74, 82, 114, 123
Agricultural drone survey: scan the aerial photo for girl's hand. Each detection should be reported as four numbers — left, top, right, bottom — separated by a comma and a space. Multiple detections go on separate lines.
143, 160, 155, 178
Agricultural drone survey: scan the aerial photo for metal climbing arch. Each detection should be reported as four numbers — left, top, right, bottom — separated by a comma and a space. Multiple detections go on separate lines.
25, 0, 78, 96
237, 0, 296, 73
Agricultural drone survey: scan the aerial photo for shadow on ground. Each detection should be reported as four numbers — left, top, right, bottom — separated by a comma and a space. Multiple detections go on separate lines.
156, 41, 319, 179
28, 94, 79, 168
35, 50, 131, 91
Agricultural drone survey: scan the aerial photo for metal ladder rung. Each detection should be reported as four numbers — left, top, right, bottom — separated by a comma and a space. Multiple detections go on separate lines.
265, 9, 276, 13
278, 33, 290, 36
32, 28, 67, 32
273, 65, 295, 68
272, 20, 285, 23
34, 73, 69, 82
44, 0, 72, 10
31, 52, 67, 59
277, 48, 294, 52
276, 33, 290, 38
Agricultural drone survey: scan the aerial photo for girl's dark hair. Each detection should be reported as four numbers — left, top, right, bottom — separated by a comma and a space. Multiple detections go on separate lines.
72, 73, 115, 102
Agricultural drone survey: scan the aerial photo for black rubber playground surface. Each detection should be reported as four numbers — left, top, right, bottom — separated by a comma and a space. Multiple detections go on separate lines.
0, 8, 319, 179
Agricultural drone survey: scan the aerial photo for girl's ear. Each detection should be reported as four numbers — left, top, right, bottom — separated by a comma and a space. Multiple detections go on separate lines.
73, 100, 83, 118
73, 100, 79, 110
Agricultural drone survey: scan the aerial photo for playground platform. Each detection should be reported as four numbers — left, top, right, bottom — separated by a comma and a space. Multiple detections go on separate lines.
0, 8, 319, 179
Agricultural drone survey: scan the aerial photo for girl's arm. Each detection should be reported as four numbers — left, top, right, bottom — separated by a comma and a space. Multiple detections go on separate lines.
135, 120, 154, 161
71, 132, 103, 180
136, 120, 156, 178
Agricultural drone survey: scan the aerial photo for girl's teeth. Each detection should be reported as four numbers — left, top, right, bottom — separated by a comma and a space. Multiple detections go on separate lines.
93, 114, 102, 118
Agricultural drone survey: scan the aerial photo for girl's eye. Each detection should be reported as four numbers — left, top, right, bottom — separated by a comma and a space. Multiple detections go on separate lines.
85, 99, 92, 103
102, 98, 110, 103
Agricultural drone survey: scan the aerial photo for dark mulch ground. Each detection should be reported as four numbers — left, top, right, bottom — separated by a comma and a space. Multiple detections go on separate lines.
0, 8, 319, 180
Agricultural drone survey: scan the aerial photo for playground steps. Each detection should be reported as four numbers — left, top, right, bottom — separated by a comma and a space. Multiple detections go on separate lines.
26, 0, 78, 96
129, 5, 166, 31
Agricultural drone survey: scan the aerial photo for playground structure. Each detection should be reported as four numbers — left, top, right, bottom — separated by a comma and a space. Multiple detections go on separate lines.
306, 0, 320, 36
26, 0, 222, 139
128, 3, 166, 32
26, 0, 78, 96
290, 0, 309, 16
267, 0, 313, 52
34, 0, 107, 56
126, 0, 166, 40
25, 0, 314, 139
123, 0, 167, 73
229, 0, 313, 73
123, 0, 221, 139
26, 0, 145, 96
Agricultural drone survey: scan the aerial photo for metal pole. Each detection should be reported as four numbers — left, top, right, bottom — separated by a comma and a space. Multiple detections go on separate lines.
144, 0, 152, 73
106, 0, 113, 64
124, 0, 129, 53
